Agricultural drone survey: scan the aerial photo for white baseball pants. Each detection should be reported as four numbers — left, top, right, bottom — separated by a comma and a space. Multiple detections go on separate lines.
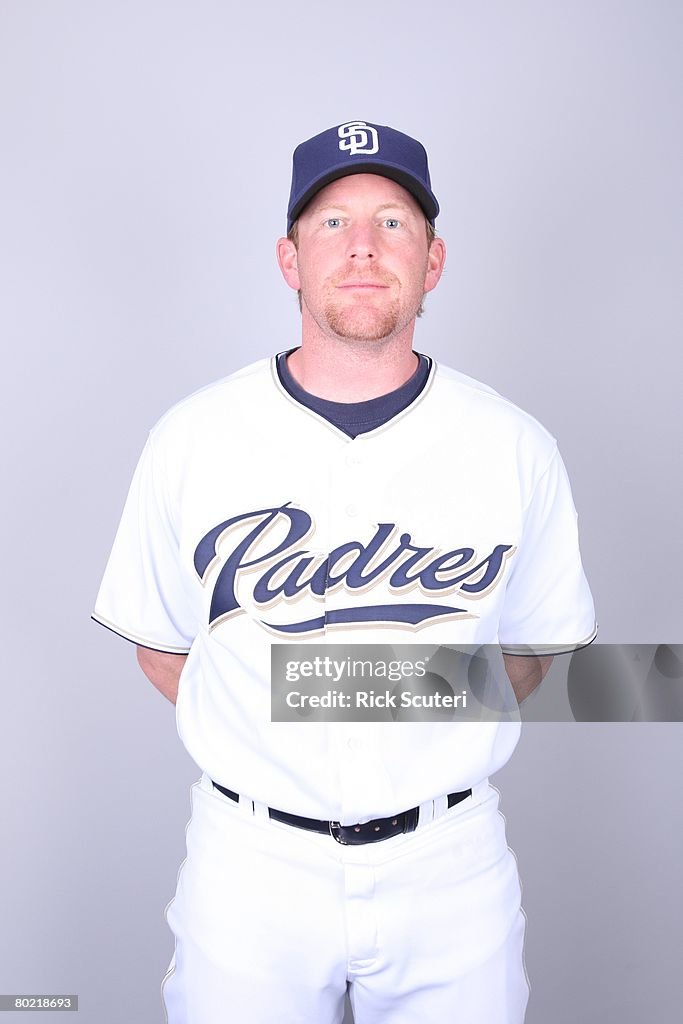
161, 772, 530, 1023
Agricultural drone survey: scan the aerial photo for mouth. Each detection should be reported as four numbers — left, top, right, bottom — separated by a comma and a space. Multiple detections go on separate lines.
337, 282, 390, 290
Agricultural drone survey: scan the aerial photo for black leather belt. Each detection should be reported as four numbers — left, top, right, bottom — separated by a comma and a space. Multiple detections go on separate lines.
211, 780, 472, 845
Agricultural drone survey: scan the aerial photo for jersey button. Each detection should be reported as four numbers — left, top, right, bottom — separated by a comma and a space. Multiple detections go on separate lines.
346, 504, 359, 517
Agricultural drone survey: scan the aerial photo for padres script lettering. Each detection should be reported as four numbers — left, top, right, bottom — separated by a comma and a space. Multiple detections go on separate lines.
194, 504, 514, 636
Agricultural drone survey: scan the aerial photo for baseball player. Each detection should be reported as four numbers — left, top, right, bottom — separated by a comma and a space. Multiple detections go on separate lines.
93, 120, 596, 1023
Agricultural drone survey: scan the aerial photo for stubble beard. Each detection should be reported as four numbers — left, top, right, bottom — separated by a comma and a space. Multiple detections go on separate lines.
322, 293, 404, 343
314, 268, 424, 344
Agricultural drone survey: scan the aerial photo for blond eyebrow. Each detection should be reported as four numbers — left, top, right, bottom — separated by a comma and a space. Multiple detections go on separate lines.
375, 202, 416, 214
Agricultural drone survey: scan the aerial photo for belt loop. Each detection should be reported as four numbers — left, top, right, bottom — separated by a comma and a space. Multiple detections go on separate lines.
432, 794, 449, 821
417, 799, 434, 825
252, 799, 270, 822
238, 794, 255, 816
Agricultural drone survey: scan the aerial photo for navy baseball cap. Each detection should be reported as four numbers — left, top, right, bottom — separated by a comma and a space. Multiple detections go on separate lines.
286, 120, 439, 231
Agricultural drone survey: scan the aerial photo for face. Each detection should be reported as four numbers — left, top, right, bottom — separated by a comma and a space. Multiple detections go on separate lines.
278, 174, 445, 344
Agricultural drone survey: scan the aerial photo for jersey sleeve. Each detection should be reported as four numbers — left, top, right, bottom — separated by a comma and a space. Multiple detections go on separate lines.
91, 433, 198, 654
498, 445, 597, 656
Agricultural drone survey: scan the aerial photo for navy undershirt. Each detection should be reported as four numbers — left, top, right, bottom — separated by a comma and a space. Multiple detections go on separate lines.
276, 350, 431, 439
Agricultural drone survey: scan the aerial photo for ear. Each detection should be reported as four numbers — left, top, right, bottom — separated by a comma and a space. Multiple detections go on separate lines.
276, 237, 301, 291
423, 236, 446, 295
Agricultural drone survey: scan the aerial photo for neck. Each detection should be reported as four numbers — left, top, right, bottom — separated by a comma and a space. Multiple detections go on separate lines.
287, 314, 419, 402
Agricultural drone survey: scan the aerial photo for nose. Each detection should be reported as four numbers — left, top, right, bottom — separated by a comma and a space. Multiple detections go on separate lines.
346, 222, 376, 260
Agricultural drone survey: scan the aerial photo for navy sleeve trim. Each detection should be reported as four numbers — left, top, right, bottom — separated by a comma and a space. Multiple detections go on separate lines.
500, 625, 598, 657
90, 614, 192, 655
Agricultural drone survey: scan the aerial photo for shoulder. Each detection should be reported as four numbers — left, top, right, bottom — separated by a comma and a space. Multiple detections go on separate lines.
419, 360, 561, 496
430, 359, 557, 450
148, 356, 276, 444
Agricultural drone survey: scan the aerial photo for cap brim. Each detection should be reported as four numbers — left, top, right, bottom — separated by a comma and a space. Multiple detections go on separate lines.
288, 161, 439, 229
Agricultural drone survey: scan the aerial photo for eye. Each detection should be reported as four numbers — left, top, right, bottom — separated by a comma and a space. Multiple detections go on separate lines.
324, 217, 342, 228
383, 218, 401, 229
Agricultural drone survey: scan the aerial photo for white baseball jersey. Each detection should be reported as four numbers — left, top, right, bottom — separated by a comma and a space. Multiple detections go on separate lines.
93, 354, 596, 821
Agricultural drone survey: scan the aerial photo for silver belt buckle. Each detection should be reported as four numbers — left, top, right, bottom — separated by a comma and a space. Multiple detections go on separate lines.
329, 821, 348, 845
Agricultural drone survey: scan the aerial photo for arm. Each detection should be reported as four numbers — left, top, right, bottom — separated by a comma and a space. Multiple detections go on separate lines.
503, 654, 553, 705
136, 646, 188, 705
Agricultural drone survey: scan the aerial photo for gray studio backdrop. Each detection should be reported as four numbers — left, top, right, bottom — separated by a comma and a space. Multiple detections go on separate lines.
1, 2, 681, 1022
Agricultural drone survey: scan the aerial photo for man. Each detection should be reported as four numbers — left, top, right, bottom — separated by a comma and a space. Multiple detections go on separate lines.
93, 120, 596, 1023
